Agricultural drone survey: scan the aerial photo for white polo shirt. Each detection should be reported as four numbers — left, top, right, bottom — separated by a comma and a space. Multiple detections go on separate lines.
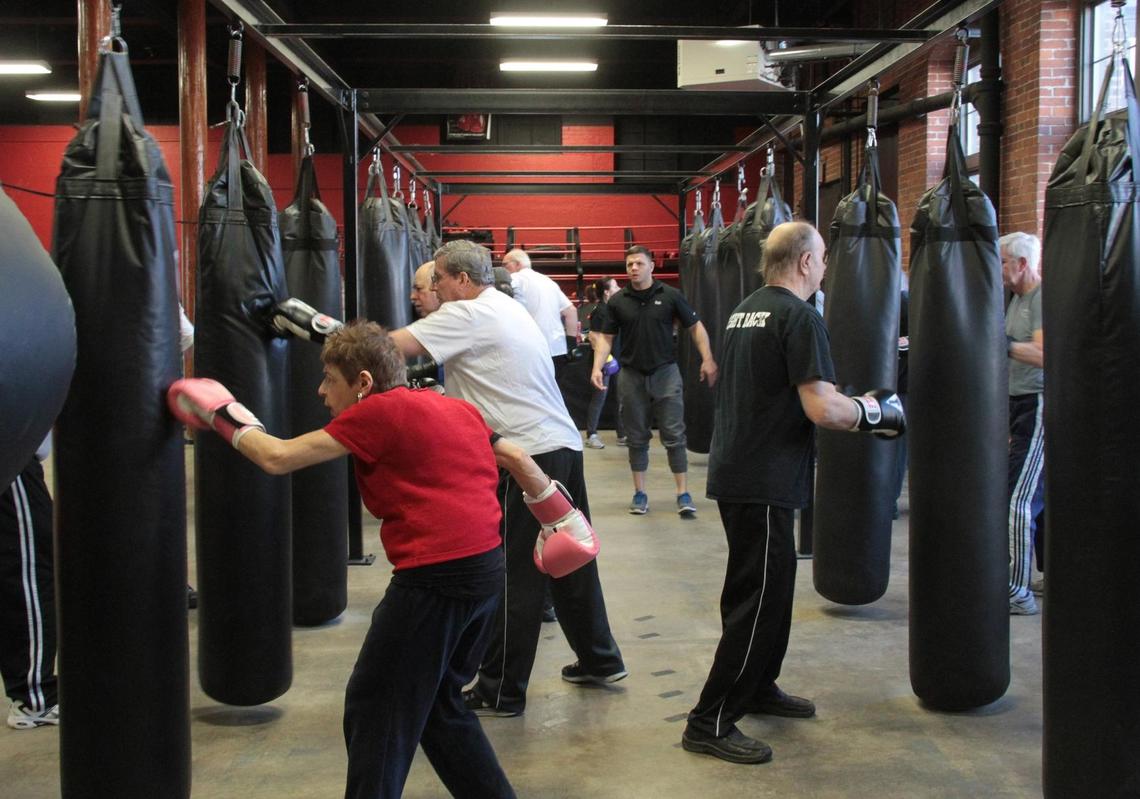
405, 287, 582, 455
511, 267, 573, 356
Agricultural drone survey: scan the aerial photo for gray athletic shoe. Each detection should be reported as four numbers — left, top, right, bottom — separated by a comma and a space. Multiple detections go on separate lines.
1010, 592, 1040, 615
585, 433, 605, 449
7, 702, 59, 730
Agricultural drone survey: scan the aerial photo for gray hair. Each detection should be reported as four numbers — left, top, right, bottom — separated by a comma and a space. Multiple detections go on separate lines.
999, 232, 1041, 275
434, 239, 494, 286
503, 248, 532, 270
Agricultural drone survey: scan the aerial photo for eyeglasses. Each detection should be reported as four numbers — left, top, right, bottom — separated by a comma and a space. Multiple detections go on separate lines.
430, 271, 447, 285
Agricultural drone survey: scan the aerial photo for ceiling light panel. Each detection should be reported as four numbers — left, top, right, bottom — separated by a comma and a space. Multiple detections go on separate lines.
26, 90, 81, 102
490, 13, 607, 28
500, 60, 599, 72
0, 61, 52, 75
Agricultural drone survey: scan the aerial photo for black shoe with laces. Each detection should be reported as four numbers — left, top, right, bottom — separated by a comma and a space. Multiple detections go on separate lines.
560, 661, 628, 685
681, 725, 772, 764
461, 689, 522, 718
746, 685, 816, 718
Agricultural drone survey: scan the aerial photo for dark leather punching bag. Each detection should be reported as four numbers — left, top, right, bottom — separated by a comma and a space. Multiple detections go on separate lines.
682, 202, 724, 454
280, 155, 348, 626
406, 199, 432, 269
1042, 56, 1140, 798
740, 174, 793, 293
714, 197, 747, 348
814, 147, 902, 605
51, 51, 189, 797
196, 113, 292, 705
423, 198, 442, 253
360, 165, 413, 328
0, 187, 74, 489
908, 132, 1008, 710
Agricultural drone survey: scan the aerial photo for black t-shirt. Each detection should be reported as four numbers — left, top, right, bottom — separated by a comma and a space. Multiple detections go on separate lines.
707, 286, 836, 507
601, 280, 699, 374
589, 302, 621, 361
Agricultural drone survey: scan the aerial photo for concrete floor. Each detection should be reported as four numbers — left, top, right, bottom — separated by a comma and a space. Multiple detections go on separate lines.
3, 436, 1044, 798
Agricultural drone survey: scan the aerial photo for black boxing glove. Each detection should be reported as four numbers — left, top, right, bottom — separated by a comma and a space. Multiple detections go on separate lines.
849, 389, 906, 438
271, 298, 343, 343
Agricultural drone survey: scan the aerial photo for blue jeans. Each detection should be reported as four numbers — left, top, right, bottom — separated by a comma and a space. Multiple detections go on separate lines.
586, 371, 624, 438
616, 363, 688, 474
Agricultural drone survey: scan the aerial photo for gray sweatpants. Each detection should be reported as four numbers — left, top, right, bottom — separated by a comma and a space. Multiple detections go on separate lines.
617, 363, 688, 474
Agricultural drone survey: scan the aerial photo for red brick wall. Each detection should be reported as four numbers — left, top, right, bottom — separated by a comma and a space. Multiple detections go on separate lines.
1000, 0, 1079, 238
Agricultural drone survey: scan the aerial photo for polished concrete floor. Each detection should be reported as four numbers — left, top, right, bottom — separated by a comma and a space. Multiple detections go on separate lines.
3, 437, 1044, 797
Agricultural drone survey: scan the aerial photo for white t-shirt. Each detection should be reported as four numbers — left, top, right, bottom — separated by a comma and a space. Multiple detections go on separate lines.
511, 268, 573, 356
405, 287, 582, 455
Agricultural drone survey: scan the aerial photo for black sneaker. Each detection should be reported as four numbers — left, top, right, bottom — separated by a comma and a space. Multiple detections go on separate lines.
746, 685, 816, 718
560, 661, 628, 685
542, 604, 557, 623
462, 689, 522, 718
681, 725, 772, 764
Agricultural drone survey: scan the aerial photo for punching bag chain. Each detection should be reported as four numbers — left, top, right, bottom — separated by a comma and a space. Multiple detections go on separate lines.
99, 4, 127, 54
369, 147, 381, 176
949, 28, 970, 127
424, 188, 432, 217
298, 79, 313, 156
694, 187, 703, 217
712, 177, 721, 209
409, 177, 418, 208
392, 164, 403, 198
866, 79, 880, 149
227, 23, 244, 111
1112, 0, 1127, 58
737, 165, 747, 206
765, 146, 775, 178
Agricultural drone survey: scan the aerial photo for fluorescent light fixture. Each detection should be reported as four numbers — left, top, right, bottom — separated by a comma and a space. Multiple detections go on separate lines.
500, 60, 598, 72
490, 13, 607, 27
26, 90, 81, 102
714, 40, 751, 47
0, 60, 51, 75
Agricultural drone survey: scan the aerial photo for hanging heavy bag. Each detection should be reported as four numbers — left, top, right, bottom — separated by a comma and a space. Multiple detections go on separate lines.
360, 163, 413, 329
423, 191, 442, 252
741, 173, 793, 293
682, 201, 724, 454
280, 154, 348, 627
51, 48, 189, 797
0, 187, 75, 489
406, 196, 432, 268
195, 106, 292, 706
814, 146, 902, 605
714, 194, 747, 348
907, 127, 1008, 710
1042, 54, 1140, 799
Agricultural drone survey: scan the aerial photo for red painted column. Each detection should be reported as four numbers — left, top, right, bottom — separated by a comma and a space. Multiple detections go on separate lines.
178, 0, 207, 373
77, 0, 111, 121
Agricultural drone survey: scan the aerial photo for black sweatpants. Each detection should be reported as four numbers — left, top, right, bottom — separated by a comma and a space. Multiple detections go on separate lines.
687, 502, 796, 738
343, 558, 515, 799
0, 458, 58, 711
473, 447, 624, 712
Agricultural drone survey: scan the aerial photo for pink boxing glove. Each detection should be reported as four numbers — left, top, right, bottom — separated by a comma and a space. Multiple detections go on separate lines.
524, 480, 600, 578
167, 378, 265, 449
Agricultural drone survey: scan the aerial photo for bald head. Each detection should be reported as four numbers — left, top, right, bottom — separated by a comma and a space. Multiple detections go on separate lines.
762, 221, 826, 298
411, 261, 441, 317
502, 248, 531, 274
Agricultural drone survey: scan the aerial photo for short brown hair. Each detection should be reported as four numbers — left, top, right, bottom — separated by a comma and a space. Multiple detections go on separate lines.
321, 320, 407, 393
625, 245, 653, 261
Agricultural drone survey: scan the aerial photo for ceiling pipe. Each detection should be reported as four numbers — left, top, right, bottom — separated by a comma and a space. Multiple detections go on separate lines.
766, 43, 875, 64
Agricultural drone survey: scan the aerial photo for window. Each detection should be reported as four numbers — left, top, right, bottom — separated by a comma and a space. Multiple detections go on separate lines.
958, 63, 982, 161
1081, 0, 1139, 121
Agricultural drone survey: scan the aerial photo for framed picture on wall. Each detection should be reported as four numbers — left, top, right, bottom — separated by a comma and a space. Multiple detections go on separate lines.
445, 114, 493, 141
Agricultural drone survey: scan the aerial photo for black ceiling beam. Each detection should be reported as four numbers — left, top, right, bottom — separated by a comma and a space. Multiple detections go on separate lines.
357, 89, 808, 116
257, 23, 935, 44
440, 183, 680, 195
388, 144, 755, 154
419, 170, 707, 178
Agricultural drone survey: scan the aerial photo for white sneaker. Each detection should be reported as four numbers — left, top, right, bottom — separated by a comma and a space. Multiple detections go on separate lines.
7, 702, 59, 730
585, 434, 605, 449
1010, 593, 1040, 616
1031, 577, 1045, 596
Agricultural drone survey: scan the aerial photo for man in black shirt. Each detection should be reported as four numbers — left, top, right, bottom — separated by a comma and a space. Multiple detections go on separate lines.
590, 246, 717, 516
681, 221, 904, 765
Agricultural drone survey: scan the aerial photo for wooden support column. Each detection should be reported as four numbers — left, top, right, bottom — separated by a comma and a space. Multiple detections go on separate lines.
291, 82, 307, 182
178, 0, 207, 368
244, 39, 268, 175
77, 0, 111, 120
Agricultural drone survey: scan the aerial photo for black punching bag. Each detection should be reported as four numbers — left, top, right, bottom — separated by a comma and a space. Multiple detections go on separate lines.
360, 164, 413, 328
682, 201, 723, 454
814, 147, 902, 605
280, 154, 348, 626
740, 173, 793, 293
196, 112, 292, 705
0, 187, 75, 489
907, 132, 1008, 710
51, 51, 189, 797
1042, 56, 1140, 798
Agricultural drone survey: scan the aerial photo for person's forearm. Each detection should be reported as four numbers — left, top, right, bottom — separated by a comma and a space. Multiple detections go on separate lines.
691, 322, 714, 362
237, 429, 347, 475
493, 438, 551, 497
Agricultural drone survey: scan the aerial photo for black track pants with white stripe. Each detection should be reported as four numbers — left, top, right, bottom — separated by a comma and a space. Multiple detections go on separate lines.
0, 458, 58, 711
687, 502, 796, 738
1008, 393, 1045, 600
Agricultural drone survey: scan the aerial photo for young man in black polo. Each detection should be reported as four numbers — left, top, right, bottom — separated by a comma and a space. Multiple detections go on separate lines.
590, 245, 717, 516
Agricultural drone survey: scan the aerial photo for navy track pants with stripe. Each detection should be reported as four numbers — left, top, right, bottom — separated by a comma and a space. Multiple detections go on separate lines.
1008, 393, 1046, 599
0, 458, 58, 711
687, 502, 796, 737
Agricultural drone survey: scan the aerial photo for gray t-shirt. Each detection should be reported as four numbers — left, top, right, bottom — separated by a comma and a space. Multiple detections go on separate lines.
1006, 284, 1043, 395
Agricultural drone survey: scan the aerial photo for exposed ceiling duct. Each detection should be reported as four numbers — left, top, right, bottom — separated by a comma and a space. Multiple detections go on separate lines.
766, 43, 875, 64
